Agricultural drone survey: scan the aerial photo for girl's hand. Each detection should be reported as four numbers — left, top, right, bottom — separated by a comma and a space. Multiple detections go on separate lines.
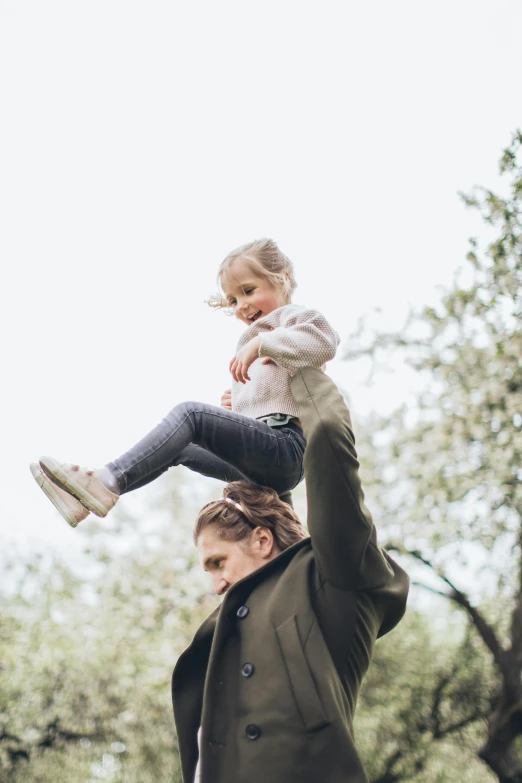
229, 337, 261, 384
221, 389, 232, 410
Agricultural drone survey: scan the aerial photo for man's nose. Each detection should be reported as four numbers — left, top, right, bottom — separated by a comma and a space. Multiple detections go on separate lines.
214, 577, 229, 595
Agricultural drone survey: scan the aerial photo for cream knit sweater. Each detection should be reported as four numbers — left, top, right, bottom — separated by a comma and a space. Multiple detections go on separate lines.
231, 304, 340, 420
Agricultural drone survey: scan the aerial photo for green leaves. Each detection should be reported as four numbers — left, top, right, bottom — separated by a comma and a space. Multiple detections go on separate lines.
348, 130, 522, 781
355, 612, 494, 782
0, 471, 216, 783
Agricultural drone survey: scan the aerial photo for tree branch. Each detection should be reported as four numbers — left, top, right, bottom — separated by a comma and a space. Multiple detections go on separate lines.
37, 719, 106, 749
390, 546, 506, 673
510, 526, 522, 663
370, 645, 486, 783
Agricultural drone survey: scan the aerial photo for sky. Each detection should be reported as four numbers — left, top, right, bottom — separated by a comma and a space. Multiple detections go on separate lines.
1, 0, 522, 559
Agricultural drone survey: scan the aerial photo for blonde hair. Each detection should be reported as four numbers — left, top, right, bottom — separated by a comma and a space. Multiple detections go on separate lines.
194, 481, 307, 552
207, 238, 297, 311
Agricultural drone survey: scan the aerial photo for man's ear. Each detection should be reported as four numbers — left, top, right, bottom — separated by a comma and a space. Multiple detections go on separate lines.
252, 526, 276, 558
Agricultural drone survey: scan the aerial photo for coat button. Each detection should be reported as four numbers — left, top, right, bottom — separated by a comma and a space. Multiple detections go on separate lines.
241, 662, 254, 678
245, 724, 261, 740
237, 605, 249, 619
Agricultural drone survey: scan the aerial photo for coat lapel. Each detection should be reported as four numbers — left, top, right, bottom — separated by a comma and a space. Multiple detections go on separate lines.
172, 538, 312, 783
172, 607, 219, 782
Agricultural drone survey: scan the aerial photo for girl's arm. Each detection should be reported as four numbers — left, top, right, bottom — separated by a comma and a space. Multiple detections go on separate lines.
258, 307, 340, 371
290, 366, 409, 600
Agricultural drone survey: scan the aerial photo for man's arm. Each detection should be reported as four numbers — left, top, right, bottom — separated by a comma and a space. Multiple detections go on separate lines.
291, 367, 395, 592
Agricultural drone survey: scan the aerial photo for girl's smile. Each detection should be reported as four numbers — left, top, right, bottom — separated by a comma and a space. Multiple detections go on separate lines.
221, 258, 289, 326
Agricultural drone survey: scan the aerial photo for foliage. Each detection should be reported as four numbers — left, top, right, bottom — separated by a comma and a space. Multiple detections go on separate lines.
347, 130, 522, 781
2, 467, 497, 783
1, 473, 215, 783
356, 610, 494, 783
1, 468, 501, 783
5, 129, 522, 780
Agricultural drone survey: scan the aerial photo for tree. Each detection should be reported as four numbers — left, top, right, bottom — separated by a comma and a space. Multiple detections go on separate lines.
8, 158, 522, 783
1, 472, 216, 783
346, 130, 522, 782
2, 470, 497, 783
355, 610, 494, 783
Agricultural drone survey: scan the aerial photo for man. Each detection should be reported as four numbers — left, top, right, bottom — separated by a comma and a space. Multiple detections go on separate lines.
172, 367, 409, 783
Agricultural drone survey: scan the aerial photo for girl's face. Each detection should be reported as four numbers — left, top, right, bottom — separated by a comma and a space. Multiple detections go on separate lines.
221, 258, 288, 326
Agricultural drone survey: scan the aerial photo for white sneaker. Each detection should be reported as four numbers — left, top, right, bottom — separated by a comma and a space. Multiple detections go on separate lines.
30, 462, 89, 528
39, 456, 119, 518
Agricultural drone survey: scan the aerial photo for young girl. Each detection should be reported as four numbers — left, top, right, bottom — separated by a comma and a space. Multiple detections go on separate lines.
31, 238, 340, 527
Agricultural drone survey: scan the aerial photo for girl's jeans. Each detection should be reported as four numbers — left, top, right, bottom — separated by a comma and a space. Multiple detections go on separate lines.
106, 401, 306, 497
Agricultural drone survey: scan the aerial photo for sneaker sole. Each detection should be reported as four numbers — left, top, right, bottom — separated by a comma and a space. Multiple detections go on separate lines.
30, 463, 84, 528
39, 456, 109, 517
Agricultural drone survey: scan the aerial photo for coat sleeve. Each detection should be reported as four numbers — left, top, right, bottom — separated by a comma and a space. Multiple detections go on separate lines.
290, 367, 396, 592
258, 308, 340, 371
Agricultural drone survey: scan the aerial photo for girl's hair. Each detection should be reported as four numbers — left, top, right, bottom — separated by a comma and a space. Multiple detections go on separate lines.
207, 238, 297, 310
194, 480, 307, 552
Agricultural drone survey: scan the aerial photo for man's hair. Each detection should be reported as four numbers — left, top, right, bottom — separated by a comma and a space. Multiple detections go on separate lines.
207, 238, 298, 311
194, 480, 307, 552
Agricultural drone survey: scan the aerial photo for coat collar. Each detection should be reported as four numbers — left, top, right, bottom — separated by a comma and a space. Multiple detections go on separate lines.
220, 535, 310, 613
175, 536, 311, 669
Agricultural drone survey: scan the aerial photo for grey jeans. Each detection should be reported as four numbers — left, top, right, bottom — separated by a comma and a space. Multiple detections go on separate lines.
107, 401, 306, 496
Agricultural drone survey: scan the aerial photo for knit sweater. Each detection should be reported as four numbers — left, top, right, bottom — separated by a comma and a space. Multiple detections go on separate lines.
231, 304, 340, 420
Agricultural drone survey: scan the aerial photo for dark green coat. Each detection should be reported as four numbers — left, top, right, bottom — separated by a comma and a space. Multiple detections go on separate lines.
172, 367, 409, 783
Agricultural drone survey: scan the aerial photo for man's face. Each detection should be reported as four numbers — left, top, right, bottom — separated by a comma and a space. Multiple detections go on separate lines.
198, 526, 278, 595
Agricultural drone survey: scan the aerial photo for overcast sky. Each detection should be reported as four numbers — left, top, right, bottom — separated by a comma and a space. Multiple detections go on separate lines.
1, 0, 521, 557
